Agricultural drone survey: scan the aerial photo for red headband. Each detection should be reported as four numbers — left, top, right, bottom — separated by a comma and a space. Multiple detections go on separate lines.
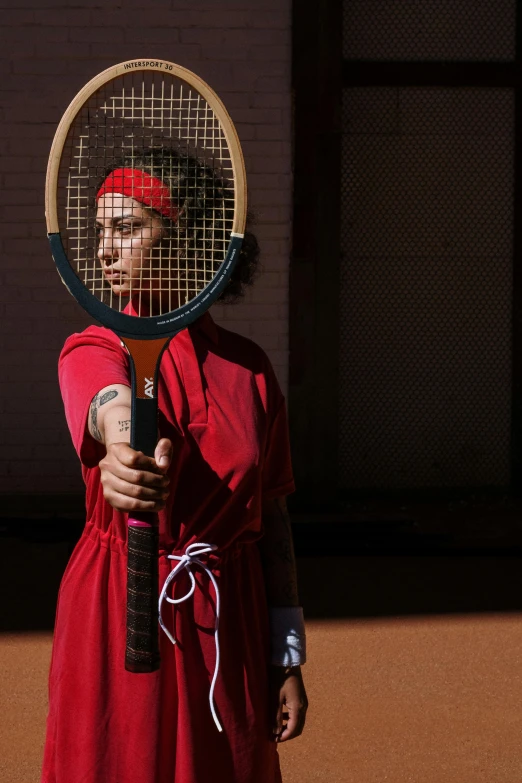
96, 168, 179, 222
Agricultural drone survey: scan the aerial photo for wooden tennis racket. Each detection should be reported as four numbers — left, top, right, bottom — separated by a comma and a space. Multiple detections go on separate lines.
45, 59, 247, 673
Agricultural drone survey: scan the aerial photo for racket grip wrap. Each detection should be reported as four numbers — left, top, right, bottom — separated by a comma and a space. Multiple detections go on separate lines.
125, 520, 161, 673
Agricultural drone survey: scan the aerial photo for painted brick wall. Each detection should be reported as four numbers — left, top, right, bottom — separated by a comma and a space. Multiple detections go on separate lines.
0, 0, 292, 493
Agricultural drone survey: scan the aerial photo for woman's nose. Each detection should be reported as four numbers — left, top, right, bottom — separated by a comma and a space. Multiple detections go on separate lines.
97, 232, 118, 263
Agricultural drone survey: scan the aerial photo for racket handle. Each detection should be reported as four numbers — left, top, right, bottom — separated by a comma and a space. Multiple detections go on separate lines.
125, 514, 161, 672
122, 337, 171, 673
132, 398, 159, 457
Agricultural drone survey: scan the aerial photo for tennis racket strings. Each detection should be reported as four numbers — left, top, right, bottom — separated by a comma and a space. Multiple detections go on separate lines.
58, 70, 234, 317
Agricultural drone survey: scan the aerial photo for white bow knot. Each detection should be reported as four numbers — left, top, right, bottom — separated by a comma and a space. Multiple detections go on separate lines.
158, 542, 222, 732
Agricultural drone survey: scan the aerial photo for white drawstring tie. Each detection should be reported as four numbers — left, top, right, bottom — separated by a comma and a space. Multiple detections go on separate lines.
158, 542, 222, 732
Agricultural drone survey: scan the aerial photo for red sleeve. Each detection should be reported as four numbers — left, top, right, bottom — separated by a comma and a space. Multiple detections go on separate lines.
58, 327, 130, 467
261, 361, 296, 500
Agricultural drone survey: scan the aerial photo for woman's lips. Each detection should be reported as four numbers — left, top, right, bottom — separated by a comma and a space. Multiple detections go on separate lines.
104, 273, 126, 282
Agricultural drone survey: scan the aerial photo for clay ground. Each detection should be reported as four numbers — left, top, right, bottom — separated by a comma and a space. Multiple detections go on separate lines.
2, 549, 522, 782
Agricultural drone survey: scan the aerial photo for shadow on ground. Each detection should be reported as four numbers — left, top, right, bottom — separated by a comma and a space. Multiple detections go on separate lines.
1, 511, 522, 630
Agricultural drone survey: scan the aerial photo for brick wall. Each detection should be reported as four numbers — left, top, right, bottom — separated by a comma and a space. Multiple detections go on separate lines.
0, 0, 292, 494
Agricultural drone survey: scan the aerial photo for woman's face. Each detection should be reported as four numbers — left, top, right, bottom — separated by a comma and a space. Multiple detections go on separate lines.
96, 193, 167, 298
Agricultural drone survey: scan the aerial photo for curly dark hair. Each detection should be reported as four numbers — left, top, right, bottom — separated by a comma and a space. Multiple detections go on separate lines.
100, 146, 259, 303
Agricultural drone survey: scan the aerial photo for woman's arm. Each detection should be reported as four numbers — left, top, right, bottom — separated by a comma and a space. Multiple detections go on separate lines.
88, 383, 172, 512
88, 383, 132, 446
258, 495, 299, 607
259, 495, 308, 743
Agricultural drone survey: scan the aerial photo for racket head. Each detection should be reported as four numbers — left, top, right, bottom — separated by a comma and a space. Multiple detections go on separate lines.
46, 59, 247, 339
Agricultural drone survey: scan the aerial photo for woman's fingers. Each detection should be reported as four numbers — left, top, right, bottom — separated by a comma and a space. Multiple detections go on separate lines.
102, 488, 166, 513
99, 441, 173, 511
109, 442, 169, 474
273, 674, 308, 743
273, 700, 284, 739
105, 473, 170, 501
101, 443, 170, 483
101, 458, 170, 488
277, 703, 305, 742
155, 438, 173, 471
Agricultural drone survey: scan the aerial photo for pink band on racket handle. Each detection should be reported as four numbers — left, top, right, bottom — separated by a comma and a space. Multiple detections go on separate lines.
128, 517, 155, 529
128, 510, 158, 529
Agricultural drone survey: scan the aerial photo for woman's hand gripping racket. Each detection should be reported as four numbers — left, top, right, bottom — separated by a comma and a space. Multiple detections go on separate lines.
45, 60, 247, 673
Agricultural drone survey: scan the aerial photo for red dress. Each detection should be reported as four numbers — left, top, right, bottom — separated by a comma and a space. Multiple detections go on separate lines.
41, 313, 295, 783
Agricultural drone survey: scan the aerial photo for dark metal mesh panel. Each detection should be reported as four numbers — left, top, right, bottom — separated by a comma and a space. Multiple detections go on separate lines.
339, 88, 513, 489
343, 0, 516, 61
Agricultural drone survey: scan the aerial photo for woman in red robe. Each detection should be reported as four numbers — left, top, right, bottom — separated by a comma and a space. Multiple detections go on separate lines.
41, 149, 308, 783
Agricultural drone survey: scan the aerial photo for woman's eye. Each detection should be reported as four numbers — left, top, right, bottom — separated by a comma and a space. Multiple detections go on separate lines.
117, 223, 142, 235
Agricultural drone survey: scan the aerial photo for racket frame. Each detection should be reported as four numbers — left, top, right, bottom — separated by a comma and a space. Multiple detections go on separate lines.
46, 58, 247, 339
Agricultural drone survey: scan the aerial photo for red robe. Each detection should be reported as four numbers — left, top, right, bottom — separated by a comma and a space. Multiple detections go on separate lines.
41, 312, 294, 783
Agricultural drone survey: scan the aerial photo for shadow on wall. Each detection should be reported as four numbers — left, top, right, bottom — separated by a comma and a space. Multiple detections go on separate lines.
298, 555, 522, 619
1, 514, 522, 631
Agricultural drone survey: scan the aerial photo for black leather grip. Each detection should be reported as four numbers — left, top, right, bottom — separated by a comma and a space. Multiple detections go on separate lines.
125, 521, 161, 672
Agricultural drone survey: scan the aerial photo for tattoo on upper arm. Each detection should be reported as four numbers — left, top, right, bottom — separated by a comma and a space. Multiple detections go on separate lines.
118, 419, 130, 432
100, 390, 118, 406
89, 388, 119, 442
90, 392, 102, 441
